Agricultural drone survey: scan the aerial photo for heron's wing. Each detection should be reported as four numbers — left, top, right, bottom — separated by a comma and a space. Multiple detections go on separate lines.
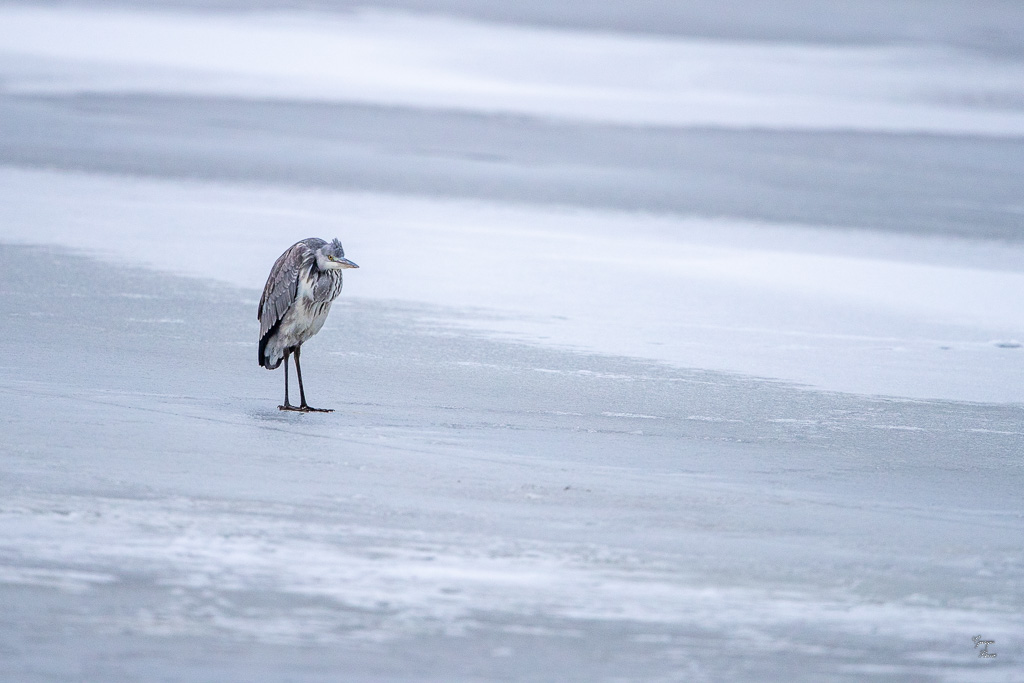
258, 241, 315, 340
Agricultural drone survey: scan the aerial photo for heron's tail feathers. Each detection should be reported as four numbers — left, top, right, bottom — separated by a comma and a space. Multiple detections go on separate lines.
258, 330, 283, 369
260, 354, 283, 370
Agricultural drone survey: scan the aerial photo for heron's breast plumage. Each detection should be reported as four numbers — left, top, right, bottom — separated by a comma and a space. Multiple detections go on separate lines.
273, 267, 343, 348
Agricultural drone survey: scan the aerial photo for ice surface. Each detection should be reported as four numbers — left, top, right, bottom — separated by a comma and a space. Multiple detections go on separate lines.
1, 245, 1022, 681
1, 2, 1022, 681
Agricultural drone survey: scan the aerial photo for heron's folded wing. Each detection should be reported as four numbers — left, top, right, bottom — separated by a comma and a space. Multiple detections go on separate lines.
258, 242, 311, 339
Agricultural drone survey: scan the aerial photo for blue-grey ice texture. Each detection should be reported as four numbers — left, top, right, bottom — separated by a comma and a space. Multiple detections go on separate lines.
0, 1, 1022, 681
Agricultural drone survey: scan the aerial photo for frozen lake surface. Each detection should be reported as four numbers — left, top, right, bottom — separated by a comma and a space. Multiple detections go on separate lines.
1, 2, 1022, 681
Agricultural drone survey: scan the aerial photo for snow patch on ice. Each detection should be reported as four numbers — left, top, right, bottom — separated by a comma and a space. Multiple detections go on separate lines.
0, 6, 1022, 136
3, 166, 1024, 402
126, 317, 185, 324
0, 565, 117, 592
2, 493, 1021, 646
601, 412, 663, 420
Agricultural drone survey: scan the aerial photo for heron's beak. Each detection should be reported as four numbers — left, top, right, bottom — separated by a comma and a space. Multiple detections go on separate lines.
335, 257, 359, 269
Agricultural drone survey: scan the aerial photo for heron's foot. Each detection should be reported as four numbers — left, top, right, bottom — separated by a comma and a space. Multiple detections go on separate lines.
278, 404, 333, 413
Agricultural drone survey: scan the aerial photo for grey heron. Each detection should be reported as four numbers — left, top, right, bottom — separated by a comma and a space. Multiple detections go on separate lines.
258, 238, 359, 412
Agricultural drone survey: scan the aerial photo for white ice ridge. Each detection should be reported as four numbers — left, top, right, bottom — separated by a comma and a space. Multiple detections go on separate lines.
0, 6, 1023, 136
3, 167, 1024, 403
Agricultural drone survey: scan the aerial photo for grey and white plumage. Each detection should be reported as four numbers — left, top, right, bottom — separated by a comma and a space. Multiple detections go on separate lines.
258, 237, 358, 411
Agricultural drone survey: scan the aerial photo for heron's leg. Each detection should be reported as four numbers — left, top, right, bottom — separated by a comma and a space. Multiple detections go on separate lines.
294, 346, 307, 407
293, 346, 333, 413
279, 351, 299, 411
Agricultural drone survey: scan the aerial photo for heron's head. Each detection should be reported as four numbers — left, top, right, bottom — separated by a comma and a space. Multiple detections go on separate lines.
317, 238, 359, 270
